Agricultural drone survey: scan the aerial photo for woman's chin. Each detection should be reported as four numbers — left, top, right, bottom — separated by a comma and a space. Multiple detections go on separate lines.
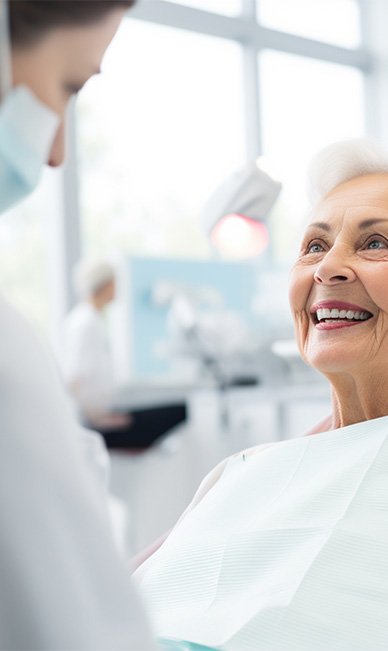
304, 341, 363, 375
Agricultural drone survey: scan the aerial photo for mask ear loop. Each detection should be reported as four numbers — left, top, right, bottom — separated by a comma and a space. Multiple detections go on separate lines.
0, 0, 11, 103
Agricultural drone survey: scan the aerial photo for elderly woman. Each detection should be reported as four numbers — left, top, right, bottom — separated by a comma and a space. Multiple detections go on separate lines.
134, 139, 388, 651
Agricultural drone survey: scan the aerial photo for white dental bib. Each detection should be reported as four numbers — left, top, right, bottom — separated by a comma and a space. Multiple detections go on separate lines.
137, 418, 388, 650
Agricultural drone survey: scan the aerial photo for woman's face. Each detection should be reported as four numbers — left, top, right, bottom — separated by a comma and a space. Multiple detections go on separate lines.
11, 9, 126, 166
289, 173, 388, 376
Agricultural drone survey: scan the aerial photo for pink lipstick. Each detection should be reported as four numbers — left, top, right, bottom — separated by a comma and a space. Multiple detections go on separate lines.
310, 300, 373, 331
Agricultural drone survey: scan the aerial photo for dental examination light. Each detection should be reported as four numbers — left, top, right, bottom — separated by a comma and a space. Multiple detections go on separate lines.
201, 161, 281, 259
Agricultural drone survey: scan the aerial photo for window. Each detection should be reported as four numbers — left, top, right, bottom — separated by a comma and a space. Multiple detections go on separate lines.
77, 18, 246, 259
257, 0, 361, 49
0, 1, 371, 348
55, 1, 368, 334
259, 50, 364, 261
160, 0, 241, 16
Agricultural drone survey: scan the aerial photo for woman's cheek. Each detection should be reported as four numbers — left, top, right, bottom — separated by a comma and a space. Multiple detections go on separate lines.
288, 267, 308, 314
360, 264, 388, 312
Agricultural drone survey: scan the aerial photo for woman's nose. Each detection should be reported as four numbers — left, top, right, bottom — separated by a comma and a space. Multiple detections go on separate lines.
313, 246, 356, 285
47, 121, 66, 167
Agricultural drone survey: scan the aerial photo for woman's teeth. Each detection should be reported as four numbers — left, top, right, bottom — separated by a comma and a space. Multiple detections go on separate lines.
316, 308, 371, 322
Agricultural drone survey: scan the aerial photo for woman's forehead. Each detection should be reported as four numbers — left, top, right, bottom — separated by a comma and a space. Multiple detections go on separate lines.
307, 173, 388, 226
323, 172, 388, 204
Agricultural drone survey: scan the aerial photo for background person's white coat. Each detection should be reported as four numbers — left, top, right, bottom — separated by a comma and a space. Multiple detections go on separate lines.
61, 301, 116, 412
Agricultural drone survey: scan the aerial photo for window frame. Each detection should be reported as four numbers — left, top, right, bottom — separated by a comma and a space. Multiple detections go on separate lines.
58, 0, 368, 323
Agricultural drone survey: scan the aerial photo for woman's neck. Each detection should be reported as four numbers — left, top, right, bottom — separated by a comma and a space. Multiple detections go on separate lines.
327, 369, 388, 429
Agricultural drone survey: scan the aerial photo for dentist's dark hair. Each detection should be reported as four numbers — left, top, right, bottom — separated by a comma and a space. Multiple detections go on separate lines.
9, 1, 136, 47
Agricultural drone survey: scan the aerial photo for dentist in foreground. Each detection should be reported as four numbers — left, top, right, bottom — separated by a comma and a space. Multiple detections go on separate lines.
0, 1, 155, 649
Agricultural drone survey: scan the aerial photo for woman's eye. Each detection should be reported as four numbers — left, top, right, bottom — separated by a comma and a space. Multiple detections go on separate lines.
307, 242, 324, 254
365, 238, 387, 250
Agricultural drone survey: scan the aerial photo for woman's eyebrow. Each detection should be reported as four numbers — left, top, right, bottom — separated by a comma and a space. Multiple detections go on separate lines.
358, 217, 388, 229
307, 218, 388, 232
307, 221, 331, 232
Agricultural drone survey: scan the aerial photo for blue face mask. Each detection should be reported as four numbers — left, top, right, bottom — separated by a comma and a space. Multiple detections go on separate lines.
0, 0, 60, 213
0, 86, 60, 212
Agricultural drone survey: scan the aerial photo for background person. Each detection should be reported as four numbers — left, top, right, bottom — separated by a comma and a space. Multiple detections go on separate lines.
61, 257, 188, 449
134, 139, 388, 651
61, 257, 132, 431
0, 1, 155, 648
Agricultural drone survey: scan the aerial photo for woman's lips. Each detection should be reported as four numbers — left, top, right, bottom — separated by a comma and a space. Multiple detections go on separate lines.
310, 300, 374, 330
310, 300, 372, 313
315, 320, 368, 331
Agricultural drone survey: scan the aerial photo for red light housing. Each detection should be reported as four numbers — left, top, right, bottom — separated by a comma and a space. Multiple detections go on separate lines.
211, 213, 269, 259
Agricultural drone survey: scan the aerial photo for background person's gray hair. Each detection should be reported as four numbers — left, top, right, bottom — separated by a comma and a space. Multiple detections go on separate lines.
307, 138, 388, 205
73, 258, 115, 299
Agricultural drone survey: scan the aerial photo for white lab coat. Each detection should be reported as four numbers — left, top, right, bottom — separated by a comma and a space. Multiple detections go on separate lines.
61, 302, 115, 412
0, 292, 155, 650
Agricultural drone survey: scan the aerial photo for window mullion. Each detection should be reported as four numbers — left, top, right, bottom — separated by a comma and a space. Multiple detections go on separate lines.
242, 44, 262, 161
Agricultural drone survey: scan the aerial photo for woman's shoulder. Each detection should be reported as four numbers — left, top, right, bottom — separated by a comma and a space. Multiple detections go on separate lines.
187, 442, 276, 512
135, 441, 280, 573
231, 441, 276, 461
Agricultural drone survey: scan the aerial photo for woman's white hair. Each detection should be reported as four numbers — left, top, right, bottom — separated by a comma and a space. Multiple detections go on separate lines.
307, 138, 388, 204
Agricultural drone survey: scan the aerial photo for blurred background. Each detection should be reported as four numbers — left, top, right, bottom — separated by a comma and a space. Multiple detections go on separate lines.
1, 0, 386, 555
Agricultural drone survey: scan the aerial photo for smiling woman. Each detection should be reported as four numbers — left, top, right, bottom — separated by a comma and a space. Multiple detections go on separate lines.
290, 139, 388, 427
134, 139, 388, 651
